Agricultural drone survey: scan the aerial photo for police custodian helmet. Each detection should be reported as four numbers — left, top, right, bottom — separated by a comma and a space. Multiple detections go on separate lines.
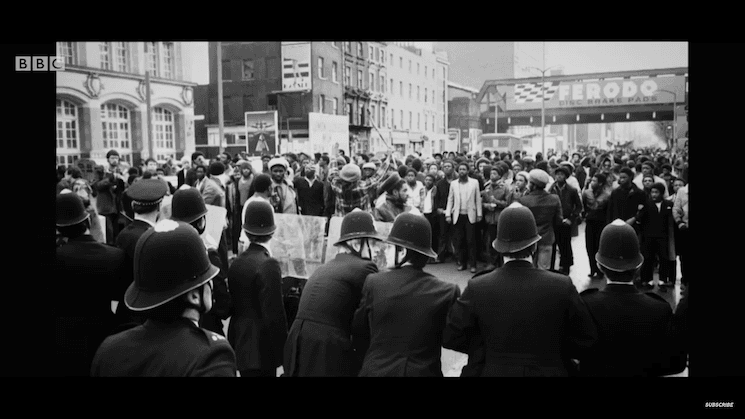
334, 209, 385, 246
595, 219, 644, 272
385, 213, 438, 259
124, 219, 220, 311
243, 199, 276, 236
493, 202, 542, 254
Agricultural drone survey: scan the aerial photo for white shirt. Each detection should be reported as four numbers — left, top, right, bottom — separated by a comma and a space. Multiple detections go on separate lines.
423, 188, 433, 214
655, 201, 662, 212
403, 181, 424, 209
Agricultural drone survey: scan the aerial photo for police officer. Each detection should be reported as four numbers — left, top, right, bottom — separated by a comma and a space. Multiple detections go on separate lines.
55, 193, 128, 376
284, 209, 383, 377
113, 178, 169, 332
352, 213, 461, 376
578, 219, 682, 376
170, 188, 232, 336
443, 202, 597, 377
90, 219, 237, 376
227, 200, 288, 377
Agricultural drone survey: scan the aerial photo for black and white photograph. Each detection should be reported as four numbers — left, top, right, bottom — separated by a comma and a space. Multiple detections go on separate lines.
52, 41, 704, 384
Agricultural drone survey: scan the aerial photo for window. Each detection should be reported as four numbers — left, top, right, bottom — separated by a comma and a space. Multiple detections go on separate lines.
381, 106, 386, 127
100, 103, 132, 160
369, 45, 374, 60
371, 104, 376, 125
56, 99, 79, 163
381, 51, 385, 64
409, 111, 412, 129
408, 60, 412, 73
417, 85, 420, 101
409, 83, 412, 99
57, 42, 76, 65
319, 94, 325, 113
375, 48, 380, 62
332, 98, 338, 115
424, 113, 428, 131
399, 81, 403, 97
417, 113, 420, 130
425, 65, 428, 78
145, 42, 158, 76
332, 41, 339, 48
152, 107, 175, 156
221, 60, 231, 81
242, 59, 254, 80
432, 68, 435, 79
332, 61, 338, 82
347, 103, 353, 124
357, 42, 363, 56
161, 42, 174, 78
390, 53, 393, 64
399, 57, 403, 68
400, 110, 404, 128
318, 57, 325, 78
344, 66, 351, 85
390, 78, 394, 95
369, 72, 375, 90
346, 42, 352, 53
99, 42, 111, 70
357, 69, 363, 89
380, 75, 385, 93
391, 108, 395, 128
425, 88, 428, 103
417, 63, 420, 75
359, 103, 365, 125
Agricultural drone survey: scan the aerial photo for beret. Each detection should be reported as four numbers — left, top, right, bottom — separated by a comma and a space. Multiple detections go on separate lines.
528, 169, 550, 187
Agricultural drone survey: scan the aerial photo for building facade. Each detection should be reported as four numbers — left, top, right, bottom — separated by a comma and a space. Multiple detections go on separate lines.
196, 42, 345, 159
378, 43, 451, 156
56, 42, 197, 168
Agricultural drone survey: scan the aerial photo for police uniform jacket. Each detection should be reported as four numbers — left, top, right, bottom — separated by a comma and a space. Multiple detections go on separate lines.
55, 235, 128, 376
518, 190, 563, 246
442, 260, 597, 377
352, 266, 461, 377
227, 243, 288, 371
113, 219, 153, 329
90, 318, 237, 376
284, 253, 378, 377
579, 284, 681, 376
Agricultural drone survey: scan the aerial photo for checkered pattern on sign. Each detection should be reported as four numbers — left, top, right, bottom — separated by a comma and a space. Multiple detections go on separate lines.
514, 82, 561, 103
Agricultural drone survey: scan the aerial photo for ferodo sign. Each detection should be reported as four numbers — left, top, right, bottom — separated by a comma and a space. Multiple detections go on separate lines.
506, 75, 686, 110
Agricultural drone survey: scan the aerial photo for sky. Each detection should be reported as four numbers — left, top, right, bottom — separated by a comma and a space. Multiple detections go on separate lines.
182, 41, 689, 88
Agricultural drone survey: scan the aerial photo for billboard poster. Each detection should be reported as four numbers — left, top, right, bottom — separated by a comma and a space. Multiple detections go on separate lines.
245, 111, 278, 157
308, 112, 349, 156
506, 75, 686, 111
281, 42, 311, 92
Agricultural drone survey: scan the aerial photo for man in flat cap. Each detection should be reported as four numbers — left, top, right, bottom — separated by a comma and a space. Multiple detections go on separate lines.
519, 169, 563, 270
55, 193, 129, 376
113, 178, 169, 331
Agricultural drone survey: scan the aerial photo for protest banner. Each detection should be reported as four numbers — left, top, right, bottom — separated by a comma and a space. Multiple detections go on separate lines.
325, 216, 396, 271
204, 204, 227, 245
269, 213, 327, 279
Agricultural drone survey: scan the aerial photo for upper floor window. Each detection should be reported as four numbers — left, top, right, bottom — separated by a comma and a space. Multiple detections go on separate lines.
357, 42, 363, 56
99, 42, 111, 70
318, 57, 325, 78
114, 42, 129, 72
161, 42, 174, 79
242, 59, 254, 80
357, 69, 363, 89
57, 42, 76, 65
332, 61, 338, 83
145, 42, 158, 76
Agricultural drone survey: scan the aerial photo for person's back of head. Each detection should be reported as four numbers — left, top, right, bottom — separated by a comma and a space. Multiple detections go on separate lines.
191, 151, 204, 163
253, 173, 272, 194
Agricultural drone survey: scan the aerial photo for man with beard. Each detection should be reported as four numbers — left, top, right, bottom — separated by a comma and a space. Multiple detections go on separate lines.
635, 182, 676, 289
284, 210, 383, 376
294, 162, 325, 216
518, 169, 562, 271
266, 158, 298, 214
549, 165, 582, 275
374, 173, 414, 222
446, 162, 483, 273
92, 150, 127, 245
402, 168, 424, 210
434, 160, 457, 263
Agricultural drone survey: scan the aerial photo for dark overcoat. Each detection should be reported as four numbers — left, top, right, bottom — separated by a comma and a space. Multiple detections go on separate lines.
55, 235, 128, 376
443, 260, 597, 377
352, 266, 460, 377
113, 219, 152, 329
90, 318, 236, 377
283, 253, 378, 377
579, 284, 682, 376
227, 243, 288, 371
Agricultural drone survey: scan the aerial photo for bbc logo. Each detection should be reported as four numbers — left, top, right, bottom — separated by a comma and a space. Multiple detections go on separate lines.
16, 56, 65, 72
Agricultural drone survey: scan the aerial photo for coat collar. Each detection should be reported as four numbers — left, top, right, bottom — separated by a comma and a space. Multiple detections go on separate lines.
503, 259, 534, 269
67, 234, 97, 243
602, 283, 642, 294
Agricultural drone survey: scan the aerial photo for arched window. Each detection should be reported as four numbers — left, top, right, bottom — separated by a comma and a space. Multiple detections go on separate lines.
56, 99, 80, 166
152, 107, 175, 162
100, 103, 132, 163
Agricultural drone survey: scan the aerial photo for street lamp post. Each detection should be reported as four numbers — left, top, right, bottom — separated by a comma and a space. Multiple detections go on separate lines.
524, 65, 561, 157
658, 89, 677, 150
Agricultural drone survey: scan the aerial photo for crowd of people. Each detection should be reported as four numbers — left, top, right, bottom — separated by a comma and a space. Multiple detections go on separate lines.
55, 139, 689, 377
